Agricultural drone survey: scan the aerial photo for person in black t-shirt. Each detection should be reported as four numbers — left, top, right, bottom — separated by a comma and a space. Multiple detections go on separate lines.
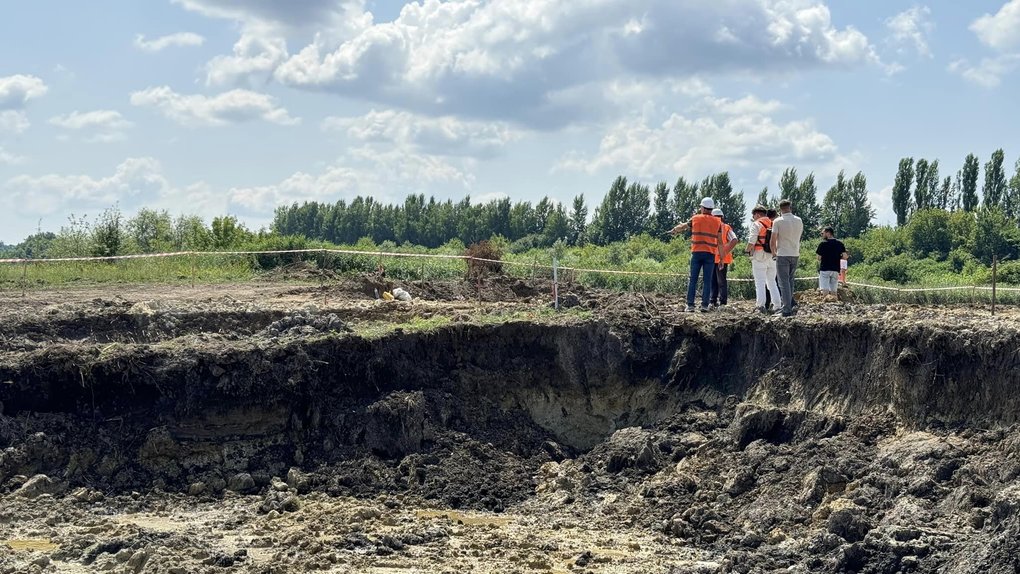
816, 227, 847, 302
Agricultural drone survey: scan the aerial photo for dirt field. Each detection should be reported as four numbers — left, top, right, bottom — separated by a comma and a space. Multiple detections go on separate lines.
3, 275, 1020, 573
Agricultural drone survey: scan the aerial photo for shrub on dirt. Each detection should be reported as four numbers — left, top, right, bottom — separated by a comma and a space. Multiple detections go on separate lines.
465, 240, 503, 280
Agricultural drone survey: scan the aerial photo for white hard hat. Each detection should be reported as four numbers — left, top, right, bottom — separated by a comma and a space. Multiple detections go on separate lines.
712, 208, 723, 217
700, 197, 715, 209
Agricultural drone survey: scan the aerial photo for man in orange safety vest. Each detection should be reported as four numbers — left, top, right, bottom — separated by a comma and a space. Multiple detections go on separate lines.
710, 208, 740, 307
670, 197, 726, 313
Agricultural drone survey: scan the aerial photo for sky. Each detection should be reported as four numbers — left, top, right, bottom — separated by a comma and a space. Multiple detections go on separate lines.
1, 0, 1019, 243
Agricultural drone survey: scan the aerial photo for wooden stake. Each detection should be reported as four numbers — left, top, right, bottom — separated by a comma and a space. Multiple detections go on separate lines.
21, 259, 28, 297
553, 256, 559, 311
992, 254, 998, 316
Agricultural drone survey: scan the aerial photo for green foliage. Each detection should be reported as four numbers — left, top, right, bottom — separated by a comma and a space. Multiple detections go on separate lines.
962, 154, 980, 211
892, 158, 914, 226
703, 172, 747, 238
907, 209, 952, 259
870, 253, 914, 283
775, 167, 820, 235
50, 213, 91, 257
822, 171, 874, 239
984, 149, 1007, 208
1006, 158, 1020, 220
211, 215, 252, 249
91, 206, 123, 257
855, 226, 909, 263
127, 208, 174, 253
947, 210, 976, 252
672, 177, 700, 222
974, 207, 1020, 265
11, 232, 55, 258
589, 176, 650, 244
173, 214, 212, 250
568, 194, 588, 246
649, 181, 672, 237
996, 261, 1020, 285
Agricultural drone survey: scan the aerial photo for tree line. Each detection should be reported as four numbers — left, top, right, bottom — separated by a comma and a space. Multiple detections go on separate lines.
3, 151, 1019, 266
269, 166, 884, 250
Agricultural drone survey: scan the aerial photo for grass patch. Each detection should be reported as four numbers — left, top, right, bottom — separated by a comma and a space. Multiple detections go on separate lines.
356, 315, 453, 339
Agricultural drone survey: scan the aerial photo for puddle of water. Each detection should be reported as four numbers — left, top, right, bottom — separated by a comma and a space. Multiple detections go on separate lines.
4, 539, 59, 552
415, 510, 511, 527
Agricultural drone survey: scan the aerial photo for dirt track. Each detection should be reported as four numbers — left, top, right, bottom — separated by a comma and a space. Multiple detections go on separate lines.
3, 276, 1020, 573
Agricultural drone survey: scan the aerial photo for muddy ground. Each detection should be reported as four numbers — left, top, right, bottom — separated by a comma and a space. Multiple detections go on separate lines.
2, 274, 1020, 573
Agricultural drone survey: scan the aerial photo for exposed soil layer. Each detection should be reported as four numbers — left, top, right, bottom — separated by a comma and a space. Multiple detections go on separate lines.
2, 279, 1020, 573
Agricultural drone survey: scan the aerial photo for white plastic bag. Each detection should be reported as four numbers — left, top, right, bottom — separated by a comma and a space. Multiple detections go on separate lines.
392, 287, 412, 301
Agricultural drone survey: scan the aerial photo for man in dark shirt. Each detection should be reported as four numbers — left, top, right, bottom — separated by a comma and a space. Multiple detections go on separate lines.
816, 227, 847, 302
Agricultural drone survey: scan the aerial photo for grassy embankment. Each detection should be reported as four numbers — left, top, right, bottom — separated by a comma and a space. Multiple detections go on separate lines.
1, 235, 1017, 305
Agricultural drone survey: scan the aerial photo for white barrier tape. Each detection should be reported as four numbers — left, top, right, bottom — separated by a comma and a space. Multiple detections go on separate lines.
0, 251, 192, 264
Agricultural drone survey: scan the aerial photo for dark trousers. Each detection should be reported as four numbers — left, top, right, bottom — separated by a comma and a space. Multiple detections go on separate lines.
686, 251, 715, 308
711, 263, 729, 305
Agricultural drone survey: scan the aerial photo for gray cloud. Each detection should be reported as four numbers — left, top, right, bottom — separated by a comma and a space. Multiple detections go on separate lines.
265, 0, 878, 128
0, 75, 48, 110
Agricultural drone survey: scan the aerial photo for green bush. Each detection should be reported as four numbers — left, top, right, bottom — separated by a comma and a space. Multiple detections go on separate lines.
857, 226, 908, 264
871, 253, 915, 284
997, 261, 1020, 285
907, 209, 952, 260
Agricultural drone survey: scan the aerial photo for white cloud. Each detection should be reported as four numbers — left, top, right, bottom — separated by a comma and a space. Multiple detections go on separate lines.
48, 110, 134, 143
885, 6, 934, 58
3, 158, 172, 216
134, 32, 205, 52
0, 147, 24, 165
228, 148, 472, 214
259, 0, 878, 127
1, 159, 229, 240
322, 109, 520, 157
0, 75, 48, 110
130, 86, 299, 126
971, 0, 1020, 52
204, 28, 288, 86
0, 110, 31, 135
557, 92, 843, 181
948, 54, 1020, 88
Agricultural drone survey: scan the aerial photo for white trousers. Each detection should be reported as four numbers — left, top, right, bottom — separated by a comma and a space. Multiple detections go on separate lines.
751, 251, 781, 308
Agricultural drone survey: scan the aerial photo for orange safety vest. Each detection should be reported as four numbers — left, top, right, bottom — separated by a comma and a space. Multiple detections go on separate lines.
690, 214, 721, 254
716, 223, 733, 264
753, 217, 772, 251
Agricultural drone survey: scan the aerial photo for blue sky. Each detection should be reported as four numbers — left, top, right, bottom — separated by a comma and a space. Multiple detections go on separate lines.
1, 0, 1019, 243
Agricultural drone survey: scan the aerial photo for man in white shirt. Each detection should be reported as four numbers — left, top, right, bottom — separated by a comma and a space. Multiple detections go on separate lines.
745, 205, 781, 313
769, 199, 804, 317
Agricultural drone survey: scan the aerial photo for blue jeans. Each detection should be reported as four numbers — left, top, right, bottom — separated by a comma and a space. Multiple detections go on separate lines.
687, 251, 716, 308
776, 256, 799, 314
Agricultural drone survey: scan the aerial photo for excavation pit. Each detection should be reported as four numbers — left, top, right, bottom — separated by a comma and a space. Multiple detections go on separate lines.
2, 283, 1020, 573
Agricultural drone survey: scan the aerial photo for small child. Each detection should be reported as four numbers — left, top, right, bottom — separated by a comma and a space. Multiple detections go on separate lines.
839, 256, 848, 284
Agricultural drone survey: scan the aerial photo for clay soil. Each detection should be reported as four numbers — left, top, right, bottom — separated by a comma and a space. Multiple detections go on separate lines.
3, 275, 1020, 573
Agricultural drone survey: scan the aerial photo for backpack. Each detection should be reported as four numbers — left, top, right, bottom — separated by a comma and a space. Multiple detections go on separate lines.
758, 219, 773, 254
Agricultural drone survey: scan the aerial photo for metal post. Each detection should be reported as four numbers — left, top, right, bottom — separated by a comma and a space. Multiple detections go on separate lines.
992, 255, 998, 316
190, 252, 197, 289
21, 259, 28, 297
553, 256, 559, 311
